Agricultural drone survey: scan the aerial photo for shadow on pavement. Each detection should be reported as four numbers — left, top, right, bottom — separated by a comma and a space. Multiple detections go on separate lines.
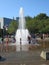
0, 56, 6, 62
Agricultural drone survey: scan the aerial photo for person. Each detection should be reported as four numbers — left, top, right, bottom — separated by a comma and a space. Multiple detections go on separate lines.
0, 38, 3, 52
20, 38, 22, 51
28, 36, 31, 44
5, 36, 9, 52
20, 38, 21, 45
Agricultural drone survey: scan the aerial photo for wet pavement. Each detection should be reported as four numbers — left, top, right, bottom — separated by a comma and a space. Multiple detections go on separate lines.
0, 51, 49, 65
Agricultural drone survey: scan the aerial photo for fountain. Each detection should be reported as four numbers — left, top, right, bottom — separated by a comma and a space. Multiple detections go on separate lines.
15, 7, 30, 51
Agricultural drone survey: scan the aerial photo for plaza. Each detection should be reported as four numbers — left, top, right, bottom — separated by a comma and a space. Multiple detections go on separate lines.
0, 39, 49, 65
0, 50, 49, 65
0, 0, 49, 65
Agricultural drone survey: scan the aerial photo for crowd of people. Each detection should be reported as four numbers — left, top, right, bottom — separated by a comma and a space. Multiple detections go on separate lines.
0, 35, 16, 52
0, 34, 39, 52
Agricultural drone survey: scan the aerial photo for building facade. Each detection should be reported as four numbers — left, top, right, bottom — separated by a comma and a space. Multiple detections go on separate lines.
0, 17, 13, 29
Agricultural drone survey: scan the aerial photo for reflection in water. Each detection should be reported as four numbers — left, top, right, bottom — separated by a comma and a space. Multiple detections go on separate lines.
28, 39, 49, 51
0, 39, 49, 52
37, 39, 49, 50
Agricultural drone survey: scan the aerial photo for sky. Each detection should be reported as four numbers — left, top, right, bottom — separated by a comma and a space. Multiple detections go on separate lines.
0, 0, 49, 18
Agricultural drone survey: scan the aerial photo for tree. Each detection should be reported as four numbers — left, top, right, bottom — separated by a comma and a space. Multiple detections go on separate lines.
26, 13, 49, 33
8, 20, 18, 34
26, 16, 33, 33
8, 13, 49, 34
40, 18, 49, 33
35, 13, 48, 20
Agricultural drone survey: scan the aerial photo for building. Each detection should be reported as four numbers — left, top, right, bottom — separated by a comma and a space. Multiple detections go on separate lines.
0, 17, 13, 29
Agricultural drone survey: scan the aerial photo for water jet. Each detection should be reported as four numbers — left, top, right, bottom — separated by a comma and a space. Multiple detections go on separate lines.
15, 7, 30, 51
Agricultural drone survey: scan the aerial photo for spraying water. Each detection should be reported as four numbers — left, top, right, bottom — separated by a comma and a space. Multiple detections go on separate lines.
19, 7, 25, 29
15, 7, 30, 51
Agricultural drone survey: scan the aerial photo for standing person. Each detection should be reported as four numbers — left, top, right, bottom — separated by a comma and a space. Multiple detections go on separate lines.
0, 38, 3, 52
20, 38, 21, 45
20, 38, 22, 51
1, 38, 4, 52
5, 36, 9, 52
43, 34, 45, 39
28, 36, 31, 44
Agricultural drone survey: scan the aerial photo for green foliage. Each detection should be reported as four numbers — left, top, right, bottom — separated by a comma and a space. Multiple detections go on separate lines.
35, 13, 48, 20
0, 29, 8, 37
7, 13, 49, 34
8, 20, 18, 34
26, 13, 49, 33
